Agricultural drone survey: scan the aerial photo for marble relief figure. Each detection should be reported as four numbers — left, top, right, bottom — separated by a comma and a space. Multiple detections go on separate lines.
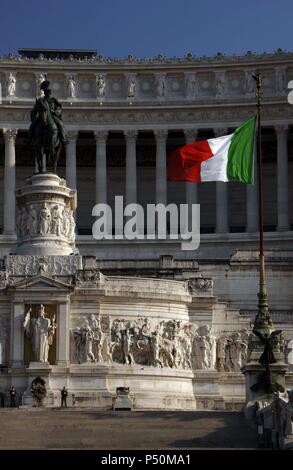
39, 203, 51, 235
51, 205, 63, 236
16, 202, 76, 241
72, 316, 221, 370
23, 305, 56, 363
216, 330, 250, 372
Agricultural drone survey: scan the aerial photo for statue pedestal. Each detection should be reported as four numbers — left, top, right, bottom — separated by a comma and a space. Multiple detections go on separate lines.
22, 362, 55, 407
15, 173, 77, 256
113, 387, 133, 411
241, 362, 289, 420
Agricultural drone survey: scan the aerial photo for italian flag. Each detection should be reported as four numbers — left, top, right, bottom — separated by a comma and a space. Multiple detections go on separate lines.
168, 116, 256, 184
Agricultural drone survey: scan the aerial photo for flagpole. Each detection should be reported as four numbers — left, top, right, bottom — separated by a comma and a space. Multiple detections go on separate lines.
253, 73, 272, 330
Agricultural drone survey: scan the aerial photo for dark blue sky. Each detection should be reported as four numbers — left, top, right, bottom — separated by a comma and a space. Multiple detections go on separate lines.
0, 0, 292, 57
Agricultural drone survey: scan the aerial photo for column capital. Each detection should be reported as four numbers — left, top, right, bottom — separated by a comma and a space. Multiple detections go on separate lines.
67, 130, 79, 143
34, 71, 46, 78
213, 127, 228, 138
124, 129, 138, 141
154, 129, 168, 141
275, 124, 289, 134
3, 128, 18, 142
94, 130, 108, 142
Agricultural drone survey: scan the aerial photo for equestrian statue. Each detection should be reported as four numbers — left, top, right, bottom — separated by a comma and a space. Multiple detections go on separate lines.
28, 80, 67, 174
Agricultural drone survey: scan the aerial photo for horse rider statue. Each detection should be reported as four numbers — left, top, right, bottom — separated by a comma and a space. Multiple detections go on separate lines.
28, 79, 67, 174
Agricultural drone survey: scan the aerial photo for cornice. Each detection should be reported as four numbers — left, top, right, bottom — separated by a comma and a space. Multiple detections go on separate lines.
0, 102, 292, 131
0, 50, 293, 71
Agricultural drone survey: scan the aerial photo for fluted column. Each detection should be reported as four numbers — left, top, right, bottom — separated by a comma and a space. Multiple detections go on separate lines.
214, 128, 229, 233
184, 129, 198, 203
184, 129, 198, 231
66, 130, 78, 189
276, 125, 289, 231
124, 130, 138, 206
155, 129, 168, 205
246, 141, 258, 232
95, 130, 108, 205
10, 302, 24, 367
57, 301, 70, 367
3, 128, 17, 236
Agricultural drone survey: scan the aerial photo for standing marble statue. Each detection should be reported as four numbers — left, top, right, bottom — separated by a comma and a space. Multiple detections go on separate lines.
67, 76, 76, 99
245, 71, 255, 94
7, 72, 16, 97
127, 77, 136, 97
36, 73, 46, 97
156, 75, 165, 98
276, 69, 286, 94
216, 76, 225, 97
23, 305, 56, 363
186, 74, 198, 98
97, 74, 106, 98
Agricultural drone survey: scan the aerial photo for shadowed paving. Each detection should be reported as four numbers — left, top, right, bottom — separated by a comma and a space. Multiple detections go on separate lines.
0, 409, 257, 449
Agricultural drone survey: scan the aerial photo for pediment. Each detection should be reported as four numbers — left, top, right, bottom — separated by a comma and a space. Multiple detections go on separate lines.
9, 274, 73, 291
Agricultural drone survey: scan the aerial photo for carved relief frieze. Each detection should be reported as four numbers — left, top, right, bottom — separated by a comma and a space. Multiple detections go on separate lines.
5, 254, 82, 276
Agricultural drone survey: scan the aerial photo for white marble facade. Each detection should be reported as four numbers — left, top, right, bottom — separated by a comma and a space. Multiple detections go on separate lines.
0, 50, 292, 409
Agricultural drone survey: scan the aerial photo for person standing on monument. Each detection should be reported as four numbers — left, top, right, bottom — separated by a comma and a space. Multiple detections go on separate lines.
60, 386, 68, 408
9, 386, 17, 407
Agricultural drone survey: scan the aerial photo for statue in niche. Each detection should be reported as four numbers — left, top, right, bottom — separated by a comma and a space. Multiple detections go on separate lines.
245, 71, 255, 94
7, 72, 16, 96
97, 74, 106, 98
67, 76, 76, 98
127, 77, 136, 97
36, 73, 46, 97
216, 76, 225, 96
23, 305, 56, 363
156, 75, 165, 97
276, 69, 286, 93
39, 203, 51, 235
186, 74, 198, 97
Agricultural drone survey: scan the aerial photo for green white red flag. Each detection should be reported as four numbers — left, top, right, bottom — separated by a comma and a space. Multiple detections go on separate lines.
168, 116, 256, 184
